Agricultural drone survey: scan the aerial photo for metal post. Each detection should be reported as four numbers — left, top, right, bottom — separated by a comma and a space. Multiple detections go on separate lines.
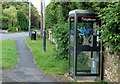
73, 12, 77, 81
43, 0, 46, 52
68, 17, 71, 75
29, 1, 31, 37
40, 0, 43, 38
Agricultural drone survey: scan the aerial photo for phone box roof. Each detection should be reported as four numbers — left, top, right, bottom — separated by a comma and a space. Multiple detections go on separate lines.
69, 9, 95, 15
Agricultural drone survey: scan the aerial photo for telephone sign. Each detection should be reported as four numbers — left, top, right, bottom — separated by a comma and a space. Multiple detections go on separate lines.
78, 16, 99, 22
82, 28, 95, 34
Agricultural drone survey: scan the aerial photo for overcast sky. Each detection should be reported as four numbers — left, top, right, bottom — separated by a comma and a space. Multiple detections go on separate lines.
31, 0, 51, 14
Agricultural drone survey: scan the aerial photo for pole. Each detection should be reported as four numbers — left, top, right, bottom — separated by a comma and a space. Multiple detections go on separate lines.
29, 1, 31, 37
40, 0, 43, 38
43, 0, 46, 52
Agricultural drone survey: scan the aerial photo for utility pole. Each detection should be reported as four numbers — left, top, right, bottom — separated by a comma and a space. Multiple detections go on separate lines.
43, 0, 46, 52
40, 0, 43, 38
29, 1, 31, 37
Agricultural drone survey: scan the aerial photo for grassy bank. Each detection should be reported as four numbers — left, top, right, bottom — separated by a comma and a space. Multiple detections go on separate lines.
1, 40, 18, 69
25, 38, 68, 75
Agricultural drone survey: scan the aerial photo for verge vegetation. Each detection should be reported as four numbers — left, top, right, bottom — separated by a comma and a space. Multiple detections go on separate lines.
1, 40, 18, 69
25, 38, 68, 75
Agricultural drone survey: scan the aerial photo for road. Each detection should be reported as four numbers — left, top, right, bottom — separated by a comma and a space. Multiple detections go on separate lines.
1, 32, 57, 82
1, 32, 29, 40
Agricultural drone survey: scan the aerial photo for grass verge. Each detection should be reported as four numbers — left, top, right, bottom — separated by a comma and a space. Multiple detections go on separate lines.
8, 31, 28, 33
25, 38, 68, 75
1, 39, 18, 69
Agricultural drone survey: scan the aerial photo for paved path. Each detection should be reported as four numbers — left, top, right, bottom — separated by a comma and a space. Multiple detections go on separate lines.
2, 32, 57, 82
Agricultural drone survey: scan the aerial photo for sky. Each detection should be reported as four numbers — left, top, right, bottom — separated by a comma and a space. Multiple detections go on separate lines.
31, 0, 51, 14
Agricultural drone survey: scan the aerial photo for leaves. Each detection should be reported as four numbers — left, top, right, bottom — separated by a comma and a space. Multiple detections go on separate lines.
3, 6, 17, 26
2, 2, 40, 31
46, 2, 120, 62
52, 23, 69, 59
97, 2, 120, 64
17, 11, 29, 31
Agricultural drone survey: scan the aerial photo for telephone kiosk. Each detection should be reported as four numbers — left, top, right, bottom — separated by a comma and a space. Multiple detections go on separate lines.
68, 9, 103, 80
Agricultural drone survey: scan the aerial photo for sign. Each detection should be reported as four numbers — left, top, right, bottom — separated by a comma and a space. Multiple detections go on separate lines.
81, 17, 96, 22
82, 28, 95, 34
78, 16, 99, 22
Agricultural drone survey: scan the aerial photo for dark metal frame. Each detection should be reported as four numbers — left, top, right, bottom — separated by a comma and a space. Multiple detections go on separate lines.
69, 12, 103, 79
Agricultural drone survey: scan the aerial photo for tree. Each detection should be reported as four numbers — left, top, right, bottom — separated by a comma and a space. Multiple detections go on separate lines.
31, 12, 38, 28
20, 4, 29, 14
17, 11, 29, 31
45, 2, 58, 29
3, 6, 17, 27
25, 12, 39, 28
2, 2, 29, 10
2, 2, 40, 30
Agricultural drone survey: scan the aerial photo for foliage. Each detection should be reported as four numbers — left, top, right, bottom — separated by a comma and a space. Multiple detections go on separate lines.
1, 40, 18, 69
46, 2, 120, 64
2, 2, 40, 31
26, 12, 38, 28
45, 2, 76, 29
20, 3, 29, 13
97, 2, 120, 58
31, 4, 40, 29
0, 16, 9, 21
25, 38, 68, 75
45, 2, 58, 29
17, 11, 29, 31
77, 52, 90, 70
2, 25, 9, 29
52, 23, 69, 59
98, 80, 107, 84
3, 6, 17, 27
2, 2, 29, 10
23, 4, 40, 29
0, 16, 9, 29
76, 2, 92, 10
8, 26, 17, 32
45, 2, 77, 59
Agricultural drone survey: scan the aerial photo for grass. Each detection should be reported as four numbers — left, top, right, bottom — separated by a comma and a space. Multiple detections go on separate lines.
25, 38, 68, 75
1, 39, 18, 69
8, 31, 28, 33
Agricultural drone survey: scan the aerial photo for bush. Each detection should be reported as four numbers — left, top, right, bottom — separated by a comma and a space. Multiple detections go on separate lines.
52, 23, 69, 59
8, 26, 16, 32
98, 2, 120, 57
2, 25, 9, 29
0, 16, 9, 29
0, 16, 9, 21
